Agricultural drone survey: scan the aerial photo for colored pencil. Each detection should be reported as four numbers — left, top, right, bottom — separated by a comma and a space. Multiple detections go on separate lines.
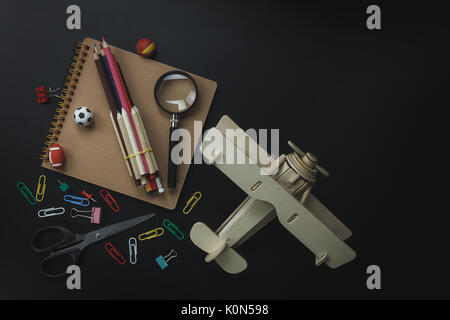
102, 38, 150, 176
100, 53, 121, 112
93, 44, 140, 186
134, 106, 165, 193
118, 63, 164, 193
97, 45, 144, 185
100, 43, 153, 190
116, 62, 157, 191
107, 41, 160, 192
117, 112, 146, 186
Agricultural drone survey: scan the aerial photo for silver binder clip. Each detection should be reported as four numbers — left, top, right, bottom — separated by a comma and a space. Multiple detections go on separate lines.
38, 207, 65, 218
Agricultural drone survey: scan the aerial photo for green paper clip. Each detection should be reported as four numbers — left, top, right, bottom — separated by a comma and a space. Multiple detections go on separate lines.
17, 182, 36, 205
162, 219, 184, 240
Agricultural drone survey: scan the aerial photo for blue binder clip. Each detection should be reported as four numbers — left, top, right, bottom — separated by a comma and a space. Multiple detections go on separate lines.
155, 250, 177, 270
64, 194, 90, 207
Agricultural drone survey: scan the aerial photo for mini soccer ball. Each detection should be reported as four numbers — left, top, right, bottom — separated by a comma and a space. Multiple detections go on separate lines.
73, 106, 94, 126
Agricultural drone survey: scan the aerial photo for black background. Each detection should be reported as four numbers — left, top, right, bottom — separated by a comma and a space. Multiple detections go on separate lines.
1, 0, 449, 299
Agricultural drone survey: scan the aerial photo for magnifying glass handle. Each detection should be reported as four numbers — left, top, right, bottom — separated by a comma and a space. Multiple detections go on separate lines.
168, 115, 179, 188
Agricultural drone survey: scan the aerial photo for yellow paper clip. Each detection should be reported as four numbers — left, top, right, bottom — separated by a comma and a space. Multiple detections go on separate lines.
35, 175, 47, 202
183, 191, 202, 214
138, 227, 164, 241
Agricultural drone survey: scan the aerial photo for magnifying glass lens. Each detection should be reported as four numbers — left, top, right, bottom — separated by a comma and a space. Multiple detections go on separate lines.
155, 74, 197, 113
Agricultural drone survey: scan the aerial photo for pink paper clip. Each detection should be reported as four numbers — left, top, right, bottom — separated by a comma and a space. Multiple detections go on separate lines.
70, 207, 102, 224
105, 242, 126, 264
100, 189, 120, 213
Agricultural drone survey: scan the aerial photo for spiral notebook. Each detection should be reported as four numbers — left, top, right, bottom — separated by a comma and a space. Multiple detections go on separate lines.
40, 37, 217, 210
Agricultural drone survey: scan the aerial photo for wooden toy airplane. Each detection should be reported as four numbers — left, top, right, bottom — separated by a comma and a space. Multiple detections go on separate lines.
190, 115, 356, 274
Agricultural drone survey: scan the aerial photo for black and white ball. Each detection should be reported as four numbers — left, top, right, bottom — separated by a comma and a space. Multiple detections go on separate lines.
73, 106, 94, 126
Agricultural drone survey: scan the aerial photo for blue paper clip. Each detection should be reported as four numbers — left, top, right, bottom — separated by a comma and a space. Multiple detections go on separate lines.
64, 194, 90, 207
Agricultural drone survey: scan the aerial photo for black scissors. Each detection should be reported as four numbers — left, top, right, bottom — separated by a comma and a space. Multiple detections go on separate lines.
32, 213, 155, 277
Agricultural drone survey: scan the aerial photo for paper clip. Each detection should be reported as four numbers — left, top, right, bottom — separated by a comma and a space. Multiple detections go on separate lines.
104, 242, 126, 265
129, 237, 137, 264
17, 182, 36, 205
38, 207, 65, 218
64, 195, 90, 207
163, 219, 184, 240
138, 227, 165, 241
155, 250, 177, 270
183, 191, 202, 214
35, 175, 47, 202
70, 207, 102, 224
100, 189, 120, 213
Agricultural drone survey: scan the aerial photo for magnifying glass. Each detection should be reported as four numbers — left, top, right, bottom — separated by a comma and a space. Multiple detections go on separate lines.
154, 70, 198, 189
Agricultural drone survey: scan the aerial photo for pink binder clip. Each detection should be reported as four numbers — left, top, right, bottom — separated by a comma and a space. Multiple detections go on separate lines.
91, 207, 102, 224
70, 207, 102, 224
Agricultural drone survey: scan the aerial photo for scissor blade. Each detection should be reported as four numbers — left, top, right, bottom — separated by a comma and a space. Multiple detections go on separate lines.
84, 213, 156, 246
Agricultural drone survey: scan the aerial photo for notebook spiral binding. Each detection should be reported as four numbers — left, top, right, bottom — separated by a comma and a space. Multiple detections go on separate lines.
40, 42, 90, 161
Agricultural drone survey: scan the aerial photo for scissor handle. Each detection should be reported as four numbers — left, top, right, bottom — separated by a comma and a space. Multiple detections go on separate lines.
40, 246, 81, 278
31, 226, 79, 253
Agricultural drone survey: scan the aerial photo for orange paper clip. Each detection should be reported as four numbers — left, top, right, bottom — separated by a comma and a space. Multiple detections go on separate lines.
104, 242, 126, 264
100, 189, 120, 213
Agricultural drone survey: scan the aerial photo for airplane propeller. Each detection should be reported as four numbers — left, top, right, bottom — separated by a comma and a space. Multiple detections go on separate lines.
287, 140, 329, 177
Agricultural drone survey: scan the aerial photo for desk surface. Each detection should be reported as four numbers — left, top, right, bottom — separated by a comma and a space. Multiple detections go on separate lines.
1, 0, 448, 299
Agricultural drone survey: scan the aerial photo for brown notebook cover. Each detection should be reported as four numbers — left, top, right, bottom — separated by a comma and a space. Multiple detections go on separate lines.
41, 37, 217, 210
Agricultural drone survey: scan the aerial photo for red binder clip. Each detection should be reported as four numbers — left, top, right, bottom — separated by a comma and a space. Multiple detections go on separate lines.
100, 189, 120, 213
36, 86, 61, 104
36, 86, 48, 103
104, 242, 126, 264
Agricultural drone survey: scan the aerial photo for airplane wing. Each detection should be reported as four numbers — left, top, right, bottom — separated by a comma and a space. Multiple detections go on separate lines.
304, 194, 352, 241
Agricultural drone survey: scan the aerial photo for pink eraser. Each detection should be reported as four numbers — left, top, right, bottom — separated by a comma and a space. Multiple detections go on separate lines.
91, 207, 102, 224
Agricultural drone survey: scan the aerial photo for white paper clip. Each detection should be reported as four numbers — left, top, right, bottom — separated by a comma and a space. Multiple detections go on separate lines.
70, 207, 102, 224
129, 237, 137, 265
155, 250, 177, 270
38, 207, 65, 218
